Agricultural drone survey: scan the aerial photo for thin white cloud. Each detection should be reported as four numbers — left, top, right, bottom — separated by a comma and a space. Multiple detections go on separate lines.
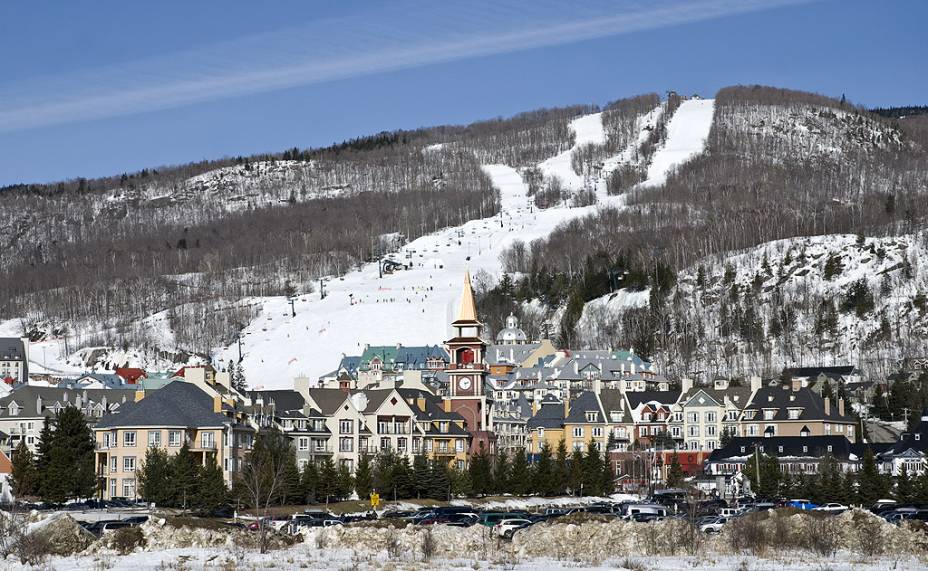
0, 0, 813, 132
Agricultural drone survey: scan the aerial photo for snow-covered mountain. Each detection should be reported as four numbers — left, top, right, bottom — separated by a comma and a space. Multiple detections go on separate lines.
3, 86, 926, 387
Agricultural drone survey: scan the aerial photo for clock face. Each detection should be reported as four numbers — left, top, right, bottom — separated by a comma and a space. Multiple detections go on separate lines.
458, 377, 472, 391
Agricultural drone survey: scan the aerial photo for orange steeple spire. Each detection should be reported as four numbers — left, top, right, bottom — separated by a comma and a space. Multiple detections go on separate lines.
456, 271, 478, 323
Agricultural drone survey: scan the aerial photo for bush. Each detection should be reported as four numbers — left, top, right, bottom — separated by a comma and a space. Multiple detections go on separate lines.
849, 511, 885, 557
13, 531, 53, 566
726, 513, 770, 556
111, 526, 145, 554
421, 528, 436, 561
803, 514, 841, 557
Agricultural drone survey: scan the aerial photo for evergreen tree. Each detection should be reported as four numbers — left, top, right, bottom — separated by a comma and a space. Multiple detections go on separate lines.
300, 461, 318, 503
393, 457, 413, 499
280, 451, 302, 505
469, 448, 493, 496
896, 464, 915, 504
493, 449, 510, 494
9, 440, 39, 498
553, 439, 569, 495
857, 449, 888, 506
412, 452, 431, 498
568, 448, 584, 495
335, 462, 354, 500
581, 442, 604, 496
137, 447, 174, 506
742, 451, 780, 498
533, 443, 555, 496
509, 449, 531, 496
317, 458, 338, 502
450, 465, 472, 497
914, 470, 928, 506
779, 470, 794, 498
41, 406, 96, 503
600, 450, 614, 496
172, 444, 201, 509
428, 460, 451, 500
354, 454, 373, 499
195, 461, 229, 513
665, 452, 684, 488
373, 450, 397, 497
35, 416, 54, 491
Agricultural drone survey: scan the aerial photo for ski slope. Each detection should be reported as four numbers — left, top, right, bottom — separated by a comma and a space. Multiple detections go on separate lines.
642, 98, 715, 187
217, 100, 716, 387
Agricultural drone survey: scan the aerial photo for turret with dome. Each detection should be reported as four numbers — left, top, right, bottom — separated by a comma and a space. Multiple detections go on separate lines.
496, 312, 528, 345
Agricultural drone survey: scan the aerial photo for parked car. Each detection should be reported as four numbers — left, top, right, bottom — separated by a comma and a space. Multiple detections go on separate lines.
786, 499, 818, 511
813, 503, 848, 513
619, 504, 669, 520
495, 518, 533, 538
479, 512, 530, 527
629, 513, 665, 523
699, 516, 728, 534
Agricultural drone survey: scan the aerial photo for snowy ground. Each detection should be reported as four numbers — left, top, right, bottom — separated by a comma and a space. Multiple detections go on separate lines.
5, 99, 717, 387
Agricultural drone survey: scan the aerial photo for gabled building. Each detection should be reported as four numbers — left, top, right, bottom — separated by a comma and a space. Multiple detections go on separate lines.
877, 409, 928, 476
115, 368, 147, 385
247, 389, 331, 470
599, 388, 635, 452
355, 344, 449, 387
705, 435, 876, 477
0, 386, 135, 455
93, 381, 253, 499
526, 391, 609, 454
669, 378, 755, 452
0, 338, 28, 386
740, 379, 855, 441
625, 390, 680, 449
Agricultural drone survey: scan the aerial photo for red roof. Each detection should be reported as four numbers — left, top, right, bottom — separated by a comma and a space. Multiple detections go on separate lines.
115, 367, 147, 384
1, 376, 14, 386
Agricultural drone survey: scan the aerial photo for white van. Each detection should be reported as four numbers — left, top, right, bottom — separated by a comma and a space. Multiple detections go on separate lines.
622, 504, 669, 519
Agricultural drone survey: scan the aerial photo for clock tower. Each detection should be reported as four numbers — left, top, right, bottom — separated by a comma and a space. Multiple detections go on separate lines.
444, 272, 494, 451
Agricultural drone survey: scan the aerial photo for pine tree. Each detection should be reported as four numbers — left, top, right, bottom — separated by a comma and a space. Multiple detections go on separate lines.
300, 461, 318, 503
412, 452, 431, 498
914, 471, 928, 506
335, 462, 354, 500
533, 443, 554, 496
393, 457, 413, 499
195, 461, 229, 513
493, 449, 510, 494
554, 439, 569, 495
469, 448, 493, 496
896, 464, 915, 504
280, 451, 302, 505
600, 450, 614, 496
354, 455, 373, 499
428, 460, 450, 500
41, 406, 96, 503
317, 458, 338, 502
9, 440, 39, 498
137, 447, 174, 506
172, 443, 201, 510
374, 450, 397, 496
857, 449, 887, 506
581, 442, 603, 496
665, 452, 684, 488
568, 448, 584, 495
509, 449, 531, 496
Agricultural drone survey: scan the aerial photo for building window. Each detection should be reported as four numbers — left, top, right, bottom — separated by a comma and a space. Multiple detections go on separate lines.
110, 456, 118, 473
642, 413, 652, 422
380, 437, 390, 451
298, 437, 309, 451
339, 437, 353, 452
687, 412, 698, 423
827, 445, 833, 452
705, 412, 716, 423
123, 431, 137, 447
201, 432, 215, 449
123, 456, 136, 473
122, 479, 136, 498
592, 427, 603, 438
688, 426, 699, 437
706, 426, 717, 437
586, 412, 597, 422
148, 431, 161, 447
671, 426, 681, 438
340, 420, 353, 434
456, 439, 464, 452
573, 427, 584, 438
763, 410, 776, 420
168, 431, 181, 447
109, 478, 117, 498
397, 438, 407, 452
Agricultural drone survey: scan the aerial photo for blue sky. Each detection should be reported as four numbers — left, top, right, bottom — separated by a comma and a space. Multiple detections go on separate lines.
1, 0, 925, 186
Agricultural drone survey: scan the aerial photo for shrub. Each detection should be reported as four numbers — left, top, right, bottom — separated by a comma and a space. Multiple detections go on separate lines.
803, 514, 841, 557
421, 528, 436, 561
112, 526, 145, 554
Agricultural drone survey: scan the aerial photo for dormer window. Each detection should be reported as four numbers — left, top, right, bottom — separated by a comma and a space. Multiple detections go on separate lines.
917, 434, 921, 442
586, 411, 598, 422
642, 412, 652, 422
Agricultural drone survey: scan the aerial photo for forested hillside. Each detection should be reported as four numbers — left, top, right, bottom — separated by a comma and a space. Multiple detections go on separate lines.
487, 86, 928, 381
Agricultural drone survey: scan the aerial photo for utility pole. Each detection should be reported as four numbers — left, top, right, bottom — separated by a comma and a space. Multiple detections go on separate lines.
754, 444, 761, 493
319, 278, 327, 300
237, 332, 243, 363
288, 297, 296, 317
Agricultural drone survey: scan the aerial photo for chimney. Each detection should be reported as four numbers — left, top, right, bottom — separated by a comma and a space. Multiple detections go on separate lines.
680, 378, 694, 394
593, 377, 602, 395
36, 395, 43, 413
750, 376, 762, 392
824, 397, 831, 416
213, 395, 223, 413
294, 375, 310, 400
564, 393, 570, 418
790, 377, 802, 392
135, 389, 145, 402
838, 398, 845, 417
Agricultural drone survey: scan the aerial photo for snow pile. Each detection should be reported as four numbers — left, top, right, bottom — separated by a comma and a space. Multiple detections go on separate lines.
86, 517, 293, 554
451, 494, 638, 511
23, 513, 95, 557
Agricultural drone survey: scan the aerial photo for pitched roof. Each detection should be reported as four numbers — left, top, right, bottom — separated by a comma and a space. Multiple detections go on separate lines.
707, 436, 861, 463
115, 368, 147, 383
94, 382, 228, 428
625, 390, 680, 410
0, 338, 26, 360
599, 389, 632, 423
527, 396, 565, 429
0, 386, 135, 418
744, 385, 853, 422
247, 389, 305, 413
455, 271, 478, 323
306, 388, 351, 415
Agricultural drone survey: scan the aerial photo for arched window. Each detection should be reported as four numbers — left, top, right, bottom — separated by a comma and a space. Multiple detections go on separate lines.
457, 348, 475, 365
